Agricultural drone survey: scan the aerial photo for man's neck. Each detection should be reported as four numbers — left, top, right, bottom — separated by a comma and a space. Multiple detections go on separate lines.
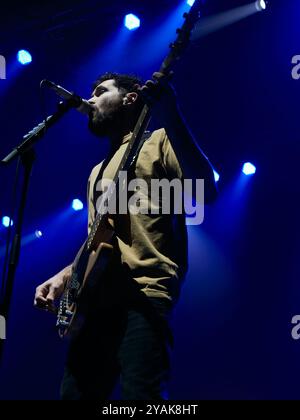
108, 127, 131, 150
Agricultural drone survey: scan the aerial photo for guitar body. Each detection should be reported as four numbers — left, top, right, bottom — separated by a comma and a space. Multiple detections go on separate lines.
56, 221, 115, 338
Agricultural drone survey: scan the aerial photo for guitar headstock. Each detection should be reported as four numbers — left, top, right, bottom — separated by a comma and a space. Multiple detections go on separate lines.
160, 0, 202, 74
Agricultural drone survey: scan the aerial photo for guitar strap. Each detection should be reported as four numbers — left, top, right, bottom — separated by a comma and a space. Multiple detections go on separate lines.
92, 131, 151, 217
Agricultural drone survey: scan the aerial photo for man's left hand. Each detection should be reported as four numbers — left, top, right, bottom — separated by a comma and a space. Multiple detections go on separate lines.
138, 72, 179, 126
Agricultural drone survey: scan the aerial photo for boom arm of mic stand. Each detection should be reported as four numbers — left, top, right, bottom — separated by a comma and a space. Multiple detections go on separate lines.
1, 99, 77, 166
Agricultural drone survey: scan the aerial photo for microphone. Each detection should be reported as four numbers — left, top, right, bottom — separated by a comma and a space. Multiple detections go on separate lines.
40, 79, 92, 116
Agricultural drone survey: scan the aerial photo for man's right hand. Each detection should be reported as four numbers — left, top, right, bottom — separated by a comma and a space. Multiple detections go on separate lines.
34, 265, 72, 313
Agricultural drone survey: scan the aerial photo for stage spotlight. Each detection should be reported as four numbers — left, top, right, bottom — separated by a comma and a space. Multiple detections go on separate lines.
35, 230, 43, 239
255, 0, 267, 12
187, 0, 196, 6
2, 216, 13, 228
213, 170, 220, 183
242, 162, 256, 176
124, 14, 141, 31
72, 199, 84, 211
17, 50, 32, 65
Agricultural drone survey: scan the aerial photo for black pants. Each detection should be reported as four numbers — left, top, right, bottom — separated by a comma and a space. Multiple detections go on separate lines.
60, 266, 174, 400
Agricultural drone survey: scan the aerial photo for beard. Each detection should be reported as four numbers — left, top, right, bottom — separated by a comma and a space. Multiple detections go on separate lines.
88, 104, 126, 138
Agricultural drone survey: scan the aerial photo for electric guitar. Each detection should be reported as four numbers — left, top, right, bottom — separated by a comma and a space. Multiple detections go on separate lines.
56, 0, 202, 338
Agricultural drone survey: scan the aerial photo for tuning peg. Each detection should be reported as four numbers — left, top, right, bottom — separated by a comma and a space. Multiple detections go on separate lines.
65, 310, 74, 317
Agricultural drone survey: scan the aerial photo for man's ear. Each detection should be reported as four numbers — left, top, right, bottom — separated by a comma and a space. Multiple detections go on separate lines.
123, 92, 138, 105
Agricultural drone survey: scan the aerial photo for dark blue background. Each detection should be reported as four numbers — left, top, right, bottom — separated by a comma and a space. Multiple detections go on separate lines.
0, 0, 299, 400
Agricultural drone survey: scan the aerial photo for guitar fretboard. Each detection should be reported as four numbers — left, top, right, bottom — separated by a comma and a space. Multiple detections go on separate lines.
87, 104, 151, 250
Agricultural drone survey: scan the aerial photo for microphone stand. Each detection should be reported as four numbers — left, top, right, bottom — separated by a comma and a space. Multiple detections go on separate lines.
0, 98, 80, 363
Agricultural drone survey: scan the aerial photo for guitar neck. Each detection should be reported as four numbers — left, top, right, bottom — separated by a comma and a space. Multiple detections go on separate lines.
87, 104, 151, 251
112, 104, 152, 179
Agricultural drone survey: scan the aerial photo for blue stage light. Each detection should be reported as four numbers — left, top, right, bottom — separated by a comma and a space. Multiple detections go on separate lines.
17, 50, 32, 65
255, 0, 267, 11
72, 199, 84, 211
187, 0, 196, 7
35, 230, 43, 238
124, 14, 141, 31
213, 170, 220, 183
2, 216, 13, 228
242, 162, 256, 176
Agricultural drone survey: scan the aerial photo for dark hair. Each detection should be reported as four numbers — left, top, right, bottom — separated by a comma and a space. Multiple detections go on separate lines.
92, 72, 144, 94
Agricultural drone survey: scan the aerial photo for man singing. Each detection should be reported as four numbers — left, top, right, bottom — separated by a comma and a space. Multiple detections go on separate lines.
34, 72, 217, 400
